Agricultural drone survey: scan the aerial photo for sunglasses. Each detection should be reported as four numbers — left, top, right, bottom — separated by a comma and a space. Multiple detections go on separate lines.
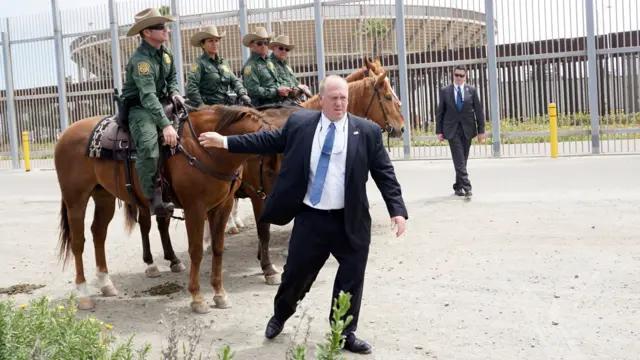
454, 73, 466, 78
146, 24, 167, 31
278, 47, 290, 52
254, 41, 269, 46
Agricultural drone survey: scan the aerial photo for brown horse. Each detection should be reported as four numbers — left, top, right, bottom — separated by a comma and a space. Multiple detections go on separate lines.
55, 104, 274, 313
209, 69, 406, 285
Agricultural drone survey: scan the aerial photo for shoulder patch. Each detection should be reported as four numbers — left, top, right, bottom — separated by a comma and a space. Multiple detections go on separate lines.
268, 62, 275, 70
163, 53, 171, 65
244, 66, 251, 76
191, 63, 199, 72
137, 61, 150, 75
221, 65, 229, 73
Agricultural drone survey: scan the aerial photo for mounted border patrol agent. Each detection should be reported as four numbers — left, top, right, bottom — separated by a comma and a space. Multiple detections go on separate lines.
186, 25, 252, 107
119, 8, 183, 216
240, 27, 290, 106
268, 35, 312, 101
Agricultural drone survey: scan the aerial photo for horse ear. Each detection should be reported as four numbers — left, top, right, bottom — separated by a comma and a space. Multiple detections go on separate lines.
364, 57, 374, 70
374, 56, 382, 66
375, 70, 387, 88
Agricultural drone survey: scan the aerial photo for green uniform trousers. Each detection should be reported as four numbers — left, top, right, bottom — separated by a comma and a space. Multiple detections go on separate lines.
129, 106, 160, 200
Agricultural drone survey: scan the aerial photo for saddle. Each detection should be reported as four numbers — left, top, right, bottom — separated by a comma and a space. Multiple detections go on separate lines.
85, 94, 186, 214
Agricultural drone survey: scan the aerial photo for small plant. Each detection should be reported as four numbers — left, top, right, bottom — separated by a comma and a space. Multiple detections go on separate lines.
0, 294, 150, 360
159, 312, 235, 360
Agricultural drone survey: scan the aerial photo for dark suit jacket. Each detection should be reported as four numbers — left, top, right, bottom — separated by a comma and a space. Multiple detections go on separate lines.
435, 83, 485, 140
227, 109, 409, 249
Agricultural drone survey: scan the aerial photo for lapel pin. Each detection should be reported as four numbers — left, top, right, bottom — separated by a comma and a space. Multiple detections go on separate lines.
353, 131, 359, 135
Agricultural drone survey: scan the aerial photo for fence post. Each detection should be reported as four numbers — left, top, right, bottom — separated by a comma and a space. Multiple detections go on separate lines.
50, 0, 69, 132
2, 29, 20, 169
170, 0, 184, 94
485, 0, 501, 157
239, 0, 249, 65
549, 103, 558, 158
395, 0, 411, 159
314, 0, 326, 83
585, 0, 600, 154
108, 0, 122, 93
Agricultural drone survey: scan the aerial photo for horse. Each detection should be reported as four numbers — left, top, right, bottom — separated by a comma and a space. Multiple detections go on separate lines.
204, 69, 406, 285
54, 101, 275, 313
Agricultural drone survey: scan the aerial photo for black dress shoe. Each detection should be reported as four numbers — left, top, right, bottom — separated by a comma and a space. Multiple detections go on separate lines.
454, 188, 465, 196
343, 335, 372, 354
264, 316, 284, 339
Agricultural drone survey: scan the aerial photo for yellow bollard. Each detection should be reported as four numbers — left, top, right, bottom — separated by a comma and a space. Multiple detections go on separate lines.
22, 131, 31, 172
549, 103, 558, 158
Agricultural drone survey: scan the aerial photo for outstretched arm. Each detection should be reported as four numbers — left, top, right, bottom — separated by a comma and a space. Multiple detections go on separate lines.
199, 117, 291, 154
369, 128, 408, 220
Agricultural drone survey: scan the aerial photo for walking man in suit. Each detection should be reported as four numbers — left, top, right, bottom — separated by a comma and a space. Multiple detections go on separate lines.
436, 65, 485, 197
198, 75, 408, 354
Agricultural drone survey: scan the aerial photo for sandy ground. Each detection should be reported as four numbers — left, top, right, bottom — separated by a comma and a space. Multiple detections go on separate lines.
1, 155, 639, 360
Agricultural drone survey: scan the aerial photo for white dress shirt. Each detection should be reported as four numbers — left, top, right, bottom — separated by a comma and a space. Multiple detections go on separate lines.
222, 112, 348, 210
303, 112, 348, 210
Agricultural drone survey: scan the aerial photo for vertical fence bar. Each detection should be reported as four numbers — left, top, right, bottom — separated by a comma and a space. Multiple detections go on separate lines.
2, 29, 19, 169
51, 0, 69, 132
314, 0, 326, 83
265, 0, 272, 34
108, 0, 122, 93
485, 0, 500, 157
585, 0, 600, 154
239, 0, 249, 65
171, 0, 184, 94
395, 0, 410, 159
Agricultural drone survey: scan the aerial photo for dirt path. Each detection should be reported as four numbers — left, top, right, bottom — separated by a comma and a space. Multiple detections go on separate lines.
1, 155, 639, 359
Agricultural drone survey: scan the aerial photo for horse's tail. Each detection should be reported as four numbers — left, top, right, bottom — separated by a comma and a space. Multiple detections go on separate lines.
123, 203, 138, 234
57, 200, 72, 268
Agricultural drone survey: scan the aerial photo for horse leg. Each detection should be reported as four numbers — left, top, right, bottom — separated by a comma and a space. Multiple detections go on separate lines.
156, 214, 186, 273
184, 204, 210, 314
232, 198, 245, 229
251, 197, 280, 285
225, 198, 239, 234
137, 209, 161, 278
208, 195, 235, 309
90, 187, 118, 297
65, 189, 94, 310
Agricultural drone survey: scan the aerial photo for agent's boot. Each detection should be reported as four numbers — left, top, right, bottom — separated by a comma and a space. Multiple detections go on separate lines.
149, 186, 174, 217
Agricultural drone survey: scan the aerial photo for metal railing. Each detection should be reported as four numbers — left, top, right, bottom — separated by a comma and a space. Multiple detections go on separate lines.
1, 0, 639, 170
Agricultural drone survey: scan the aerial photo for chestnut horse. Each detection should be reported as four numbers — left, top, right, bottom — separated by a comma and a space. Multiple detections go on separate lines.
207, 69, 406, 284
55, 103, 274, 313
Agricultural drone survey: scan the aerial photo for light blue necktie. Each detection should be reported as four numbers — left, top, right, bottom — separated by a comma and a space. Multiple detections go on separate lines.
456, 86, 463, 112
310, 122, 336, 205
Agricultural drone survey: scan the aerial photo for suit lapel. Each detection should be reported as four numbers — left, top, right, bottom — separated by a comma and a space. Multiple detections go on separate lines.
303, 113, 321, 181
345, 114, 360, 187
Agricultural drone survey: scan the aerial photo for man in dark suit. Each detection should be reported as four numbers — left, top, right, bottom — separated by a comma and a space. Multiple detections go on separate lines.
436, 65, 485, 197
198, 75, 408, 354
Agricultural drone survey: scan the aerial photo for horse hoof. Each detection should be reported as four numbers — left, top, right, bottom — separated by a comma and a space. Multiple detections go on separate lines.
191, 301, 211, 314
235, 220, 245, 228
265, 273, 281, 285
145, 265, 161, 278
77, 297, 95, 310
100, 285, 118, 297
228, 227, 239, 234
214, 295, 232, 309
170, 262, 186, 273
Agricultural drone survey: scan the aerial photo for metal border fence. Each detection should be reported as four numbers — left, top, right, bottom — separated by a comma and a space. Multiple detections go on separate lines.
1, 0, 639, 170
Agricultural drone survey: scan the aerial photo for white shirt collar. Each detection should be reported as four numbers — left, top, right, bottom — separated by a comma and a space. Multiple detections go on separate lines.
320, 112, 348, 132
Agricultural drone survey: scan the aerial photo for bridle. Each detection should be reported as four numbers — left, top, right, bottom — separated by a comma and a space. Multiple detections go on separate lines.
363, 76, 394, 135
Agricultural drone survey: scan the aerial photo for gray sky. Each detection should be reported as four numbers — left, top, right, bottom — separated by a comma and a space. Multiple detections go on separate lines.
1, 0, 638, 89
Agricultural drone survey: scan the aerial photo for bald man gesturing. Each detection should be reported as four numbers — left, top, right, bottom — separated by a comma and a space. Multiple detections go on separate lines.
199, 75, 408, 354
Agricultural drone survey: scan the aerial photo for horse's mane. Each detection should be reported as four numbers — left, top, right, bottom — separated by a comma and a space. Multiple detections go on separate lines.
254, 103, 302, 111
190, 104, 275, 132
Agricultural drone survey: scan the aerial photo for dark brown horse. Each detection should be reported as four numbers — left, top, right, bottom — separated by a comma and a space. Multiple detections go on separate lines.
206, 69, 407, 285
55, 104, 274, 313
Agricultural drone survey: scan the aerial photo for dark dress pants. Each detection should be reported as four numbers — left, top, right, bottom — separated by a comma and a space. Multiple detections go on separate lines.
448, 123, 473, 192
273, 204, 369, 336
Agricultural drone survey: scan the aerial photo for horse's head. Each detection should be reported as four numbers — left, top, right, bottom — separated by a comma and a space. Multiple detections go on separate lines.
349, 71, 405, 138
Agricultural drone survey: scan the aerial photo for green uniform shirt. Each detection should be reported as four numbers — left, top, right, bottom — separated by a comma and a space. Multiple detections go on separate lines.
121, 40, 179, 129
241, 52, 284, 106
269, 53, 300, 88
186, 52, 247, 107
